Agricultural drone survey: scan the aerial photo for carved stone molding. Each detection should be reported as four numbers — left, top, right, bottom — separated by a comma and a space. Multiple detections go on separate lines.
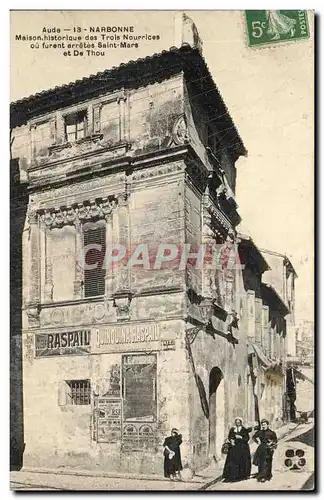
23, 333, 35, 365
26, 303, 41, 328
172, 116, 189, 145
132, 161, 185, 182
113, 292, 133, 322
204, 200, 233, 235
117, 192, 129, 207
27, 210, 39, 225
39, 196, 118, 228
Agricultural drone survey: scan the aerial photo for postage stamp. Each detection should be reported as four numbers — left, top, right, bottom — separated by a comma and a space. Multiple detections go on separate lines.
245, 10, 310, 47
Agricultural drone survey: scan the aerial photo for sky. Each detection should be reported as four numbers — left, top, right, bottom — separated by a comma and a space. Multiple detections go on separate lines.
10, 10, 314, 323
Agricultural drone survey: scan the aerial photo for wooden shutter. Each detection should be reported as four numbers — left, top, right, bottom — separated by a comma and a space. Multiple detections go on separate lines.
83, 222, 106, 298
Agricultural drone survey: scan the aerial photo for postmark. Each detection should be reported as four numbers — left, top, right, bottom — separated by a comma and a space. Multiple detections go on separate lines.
245, 10, 310, 48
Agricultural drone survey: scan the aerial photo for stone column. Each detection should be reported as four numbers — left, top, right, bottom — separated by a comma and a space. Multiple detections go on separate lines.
116, 193, 130, 292
73, 219, 84, 299
30, 124, 37, 162
93, 104, 102, 134
255, 298, 263, 345
26, 211, 41, 327
261, 305, 269, 355
87, 103, 93, 135
118, 95, 127, 143
247, 290, 255, 342
43, 226, 54, 301
201, 211, 215, 299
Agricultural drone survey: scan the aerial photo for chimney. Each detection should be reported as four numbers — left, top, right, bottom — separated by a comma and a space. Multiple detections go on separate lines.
173, 12, 203, 54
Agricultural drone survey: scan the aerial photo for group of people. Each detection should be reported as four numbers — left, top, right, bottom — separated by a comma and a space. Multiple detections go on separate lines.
223, 418, 278, 483
163, 419, 278, 484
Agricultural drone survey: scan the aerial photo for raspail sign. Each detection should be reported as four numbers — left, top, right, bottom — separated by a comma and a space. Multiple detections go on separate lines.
35, 330, 91, 357
92, 323, 160, 353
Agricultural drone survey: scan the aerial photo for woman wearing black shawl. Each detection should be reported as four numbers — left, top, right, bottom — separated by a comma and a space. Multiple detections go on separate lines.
252, 419, 278, 482
222, 418, 252, 482
163, 428, 183, 480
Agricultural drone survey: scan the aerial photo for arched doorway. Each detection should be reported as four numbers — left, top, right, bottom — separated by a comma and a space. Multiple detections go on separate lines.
208, 367, 225, 459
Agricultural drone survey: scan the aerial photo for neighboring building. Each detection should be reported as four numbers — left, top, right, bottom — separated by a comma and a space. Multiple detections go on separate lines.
286, 320, 314, 419
10, 17, 253, 474
260, 249, 302, 423
260, 249, 298, 358
295, 320, 314, 364
238, 235, 290, 430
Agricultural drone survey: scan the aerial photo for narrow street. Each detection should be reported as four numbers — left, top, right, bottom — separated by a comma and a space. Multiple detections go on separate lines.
10, 420, 314, 491
206, 419, 314, 491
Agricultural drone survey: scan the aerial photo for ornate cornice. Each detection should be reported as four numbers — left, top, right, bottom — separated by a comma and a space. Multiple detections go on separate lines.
39, 196, 118, 228
131, 160, 185, 183
204, 198, 234, 236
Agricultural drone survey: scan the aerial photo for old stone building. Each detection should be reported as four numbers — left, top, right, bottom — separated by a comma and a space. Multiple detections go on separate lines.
238, 235, 291, 430
260, 249, 298, 358
10, 20, 256, 475
260, 249, 298, 423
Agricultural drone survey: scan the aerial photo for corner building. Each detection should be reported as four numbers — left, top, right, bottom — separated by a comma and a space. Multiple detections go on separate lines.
11, 28, 251, 474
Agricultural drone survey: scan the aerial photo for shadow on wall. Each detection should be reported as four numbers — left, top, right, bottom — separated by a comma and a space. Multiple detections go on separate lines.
10, 158, 28, 470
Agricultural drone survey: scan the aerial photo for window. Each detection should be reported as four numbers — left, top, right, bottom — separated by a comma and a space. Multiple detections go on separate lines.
122, 354, 157, 422
65, 111, 87, 142
66, 380, 91, 405
83, 222, 106, 298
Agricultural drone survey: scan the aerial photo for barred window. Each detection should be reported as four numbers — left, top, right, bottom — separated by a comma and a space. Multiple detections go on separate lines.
83, 221, 106, 298
66, 380, 91, 405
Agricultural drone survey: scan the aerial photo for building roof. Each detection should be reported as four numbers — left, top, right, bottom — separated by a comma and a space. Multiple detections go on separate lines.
261, 282, 290, 315
10, 45, 247, 161
260, 248, 298, 278
238, 233, 270, 274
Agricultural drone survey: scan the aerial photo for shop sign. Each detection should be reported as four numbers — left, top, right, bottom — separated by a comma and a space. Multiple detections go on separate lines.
35, 330, 91, 357
161, 339, 176, 350
93, 323, 160, 353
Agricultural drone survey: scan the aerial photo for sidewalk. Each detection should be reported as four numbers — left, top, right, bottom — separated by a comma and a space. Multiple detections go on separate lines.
11, 421, 304, 491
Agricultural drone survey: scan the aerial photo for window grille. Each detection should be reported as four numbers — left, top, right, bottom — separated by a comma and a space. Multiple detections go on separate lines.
83, 223, 106, 298
66, 380, 91, 405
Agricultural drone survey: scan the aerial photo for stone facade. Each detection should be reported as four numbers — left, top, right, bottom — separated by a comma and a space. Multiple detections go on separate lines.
11, 34, 254, 474
238, 235, 291, 430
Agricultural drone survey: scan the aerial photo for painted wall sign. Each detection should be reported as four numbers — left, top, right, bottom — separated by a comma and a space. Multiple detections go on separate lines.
92, 323, 160, 352
161, 339, 176, 350
35, 330, 91, 357
96, 398, 122, 443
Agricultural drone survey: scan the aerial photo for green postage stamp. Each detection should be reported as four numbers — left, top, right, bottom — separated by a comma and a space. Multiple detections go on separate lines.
245, 10, 310, 47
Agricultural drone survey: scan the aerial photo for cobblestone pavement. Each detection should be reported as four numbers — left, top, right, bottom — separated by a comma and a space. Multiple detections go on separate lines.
10, 421, 314, 491
207, 420, 314, 491
10, 472, 199, 491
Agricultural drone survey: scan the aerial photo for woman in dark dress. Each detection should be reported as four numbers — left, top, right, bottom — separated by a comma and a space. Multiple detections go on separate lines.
252, 419, 278, 482
163, 428, 183, 480
222, 418, 251, 482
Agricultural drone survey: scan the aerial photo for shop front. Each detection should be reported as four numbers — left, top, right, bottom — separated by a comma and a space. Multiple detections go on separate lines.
23, 318, 189, 475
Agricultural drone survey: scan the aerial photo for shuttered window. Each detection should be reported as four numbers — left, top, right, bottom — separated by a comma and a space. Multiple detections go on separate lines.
83, 222, 106, 298
64, 110, 87, 142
